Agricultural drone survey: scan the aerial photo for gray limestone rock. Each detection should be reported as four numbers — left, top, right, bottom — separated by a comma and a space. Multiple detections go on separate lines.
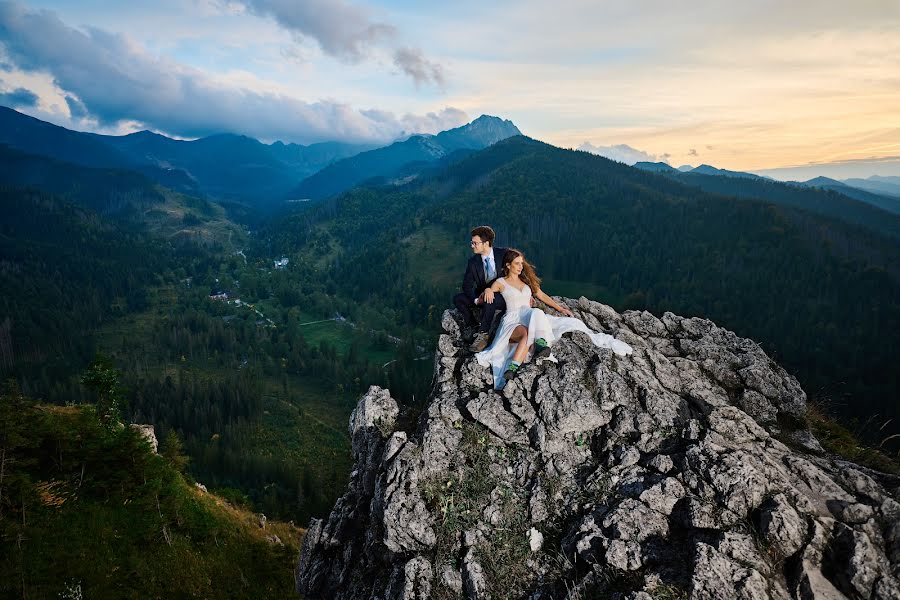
758, 494, 807, 558
388, 557, 433, 600
463, 548, 489, 599
441, 565, 463, 595
130, 423, 158, 453
295, 300, 898, 600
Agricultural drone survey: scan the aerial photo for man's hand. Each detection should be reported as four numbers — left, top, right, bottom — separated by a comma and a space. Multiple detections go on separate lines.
483, 289, 495, 304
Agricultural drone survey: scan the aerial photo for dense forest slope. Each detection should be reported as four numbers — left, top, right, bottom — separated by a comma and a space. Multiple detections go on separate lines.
0, 185, 173, 384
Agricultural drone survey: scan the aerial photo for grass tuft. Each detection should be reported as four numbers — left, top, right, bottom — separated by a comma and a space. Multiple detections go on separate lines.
806, 402, 900, 475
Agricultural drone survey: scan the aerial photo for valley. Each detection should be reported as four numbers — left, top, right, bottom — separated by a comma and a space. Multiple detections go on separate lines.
2, 108, 899, 597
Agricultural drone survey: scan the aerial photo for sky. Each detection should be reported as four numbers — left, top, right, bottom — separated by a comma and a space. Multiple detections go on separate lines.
1, 0, 898, 179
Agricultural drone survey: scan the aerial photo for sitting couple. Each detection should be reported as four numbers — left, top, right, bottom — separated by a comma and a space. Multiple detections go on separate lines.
453, 225, 633, 389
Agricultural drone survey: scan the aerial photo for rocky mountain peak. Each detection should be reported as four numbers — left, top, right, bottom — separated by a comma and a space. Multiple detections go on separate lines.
296, 298, 900, 599
436, 115, 522, 151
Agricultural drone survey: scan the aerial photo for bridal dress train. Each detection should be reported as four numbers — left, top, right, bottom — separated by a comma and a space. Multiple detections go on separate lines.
475, 278, 633, 389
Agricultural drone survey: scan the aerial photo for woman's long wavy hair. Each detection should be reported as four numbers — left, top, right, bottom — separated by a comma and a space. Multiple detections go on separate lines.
502, 248, 541, 293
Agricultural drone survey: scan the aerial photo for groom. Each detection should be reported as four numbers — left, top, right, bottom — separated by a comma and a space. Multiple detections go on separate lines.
453, 225, 507, 352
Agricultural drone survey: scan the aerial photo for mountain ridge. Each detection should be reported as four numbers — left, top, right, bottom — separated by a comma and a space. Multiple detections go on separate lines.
0, 106, 374, 208
288, 115, 522, 201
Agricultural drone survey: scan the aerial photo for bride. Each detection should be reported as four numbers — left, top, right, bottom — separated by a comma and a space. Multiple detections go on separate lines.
475, 248, 633, 389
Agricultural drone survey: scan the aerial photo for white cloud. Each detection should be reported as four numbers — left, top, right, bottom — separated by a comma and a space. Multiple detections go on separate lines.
0, 79, 37, 107
577, 142, 661, 165
0, 1, 466, 143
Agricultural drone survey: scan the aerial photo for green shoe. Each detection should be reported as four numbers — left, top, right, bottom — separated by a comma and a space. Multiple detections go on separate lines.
503, 361, 521, 381
534, 338, 551, 359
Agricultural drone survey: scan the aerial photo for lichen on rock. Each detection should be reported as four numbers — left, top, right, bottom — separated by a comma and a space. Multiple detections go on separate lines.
296, 299, 900, 599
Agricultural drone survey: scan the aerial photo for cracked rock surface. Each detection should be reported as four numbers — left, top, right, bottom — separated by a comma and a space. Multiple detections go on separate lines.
296, 299, 900, 599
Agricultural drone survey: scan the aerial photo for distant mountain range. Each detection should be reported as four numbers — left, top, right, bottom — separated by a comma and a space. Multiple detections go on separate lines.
90, 129, 374, 205
635, 161, 765, 180
3, 103, 897, 218
843, 175, 900, 198
288, 115, 522, 201
0, 106, 522, 211
0, 106, 372, 209
634, 160, 900, 215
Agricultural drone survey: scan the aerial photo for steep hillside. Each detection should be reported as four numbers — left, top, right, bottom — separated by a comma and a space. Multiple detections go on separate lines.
0, 185, 176, 381
0, 386, 301, 598
0, 107, 198, 193
0, 106, 134, 168
0, 145, 238, 242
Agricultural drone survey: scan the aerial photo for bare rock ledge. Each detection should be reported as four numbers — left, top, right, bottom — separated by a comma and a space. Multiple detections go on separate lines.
296, 298, 900, 599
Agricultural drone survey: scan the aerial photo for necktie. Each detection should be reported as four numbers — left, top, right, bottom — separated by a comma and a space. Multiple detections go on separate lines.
486, 256, 494, 280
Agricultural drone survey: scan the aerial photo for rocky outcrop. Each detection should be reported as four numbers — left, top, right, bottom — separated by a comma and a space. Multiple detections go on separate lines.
130, 423, 158, 453
296, 299, 900, 599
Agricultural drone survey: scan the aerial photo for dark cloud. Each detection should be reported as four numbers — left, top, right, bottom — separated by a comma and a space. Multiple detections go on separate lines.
393, 47, 444, 88
688, 148, 698, 157
0, 2, 465, 143
241, 0, 444, 87
63, 94, 87, 119
0, 81, 37, 107
242, 0, 395, 63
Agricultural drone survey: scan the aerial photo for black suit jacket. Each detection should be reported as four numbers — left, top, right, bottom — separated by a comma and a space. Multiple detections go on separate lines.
462, 247, 507, 302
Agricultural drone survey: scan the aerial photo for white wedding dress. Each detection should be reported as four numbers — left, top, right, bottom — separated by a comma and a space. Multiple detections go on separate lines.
475, 278, 633, 389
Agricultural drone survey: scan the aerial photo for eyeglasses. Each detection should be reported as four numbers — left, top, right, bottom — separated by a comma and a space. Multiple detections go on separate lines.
470, 240, 483, 247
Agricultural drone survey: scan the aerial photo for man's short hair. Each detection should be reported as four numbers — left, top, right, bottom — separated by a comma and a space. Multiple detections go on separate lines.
471, 225, 495, 246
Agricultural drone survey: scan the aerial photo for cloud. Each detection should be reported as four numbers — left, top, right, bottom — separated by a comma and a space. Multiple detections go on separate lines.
241, 0, 395, 62
577, 141, 661, 165
688, 148, 698, 157
0, 81, 37, 107
0, 2, 465, 144
240, 0, 444, 87
400, 107, 467, 136
393, 47, 444, 88
63, 94, 87, 119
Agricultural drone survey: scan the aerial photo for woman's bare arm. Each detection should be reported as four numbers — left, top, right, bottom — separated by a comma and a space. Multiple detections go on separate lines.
535, 288, 574, 316
482, 278, 505, 304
